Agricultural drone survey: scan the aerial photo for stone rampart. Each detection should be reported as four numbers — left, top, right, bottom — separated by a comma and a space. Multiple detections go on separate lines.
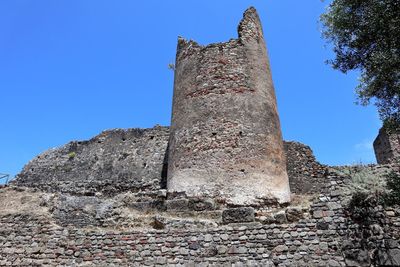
1, 172, 400, 266
284, 141, 328, 194
13, 127, 326, 196
13, 126, 169, 196
6, 6, 400, 266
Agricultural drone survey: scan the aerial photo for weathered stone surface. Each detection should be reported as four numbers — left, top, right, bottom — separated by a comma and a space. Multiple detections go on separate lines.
167, 7, 290, 205
222, 207, 255, 224
284, 141, 329, 194
3, 6, 400, 267
374, 126, 400, 164
11, 125, 325, 197
1, 173, 399, 266
165, 199, 189, 211
53, 195, 115, 227
188, 198, 215, 211
377, 248, 400, 266
130, 200, 165, 212
274, 211, 288, 224
13, 126, 169, 195
285, 207, 303, 222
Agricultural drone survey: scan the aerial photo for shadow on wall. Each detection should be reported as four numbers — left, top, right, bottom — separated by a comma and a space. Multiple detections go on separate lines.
160, 144, 169, 189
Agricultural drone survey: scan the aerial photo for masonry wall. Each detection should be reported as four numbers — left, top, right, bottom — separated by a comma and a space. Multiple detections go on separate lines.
168, 7, 290, 205
284, 141, 328, 194
13, 127, 326, 196
2, 172, 400, 266
5, 130, 400, 266
14, 126, 169, 196
374, 127, 400, 164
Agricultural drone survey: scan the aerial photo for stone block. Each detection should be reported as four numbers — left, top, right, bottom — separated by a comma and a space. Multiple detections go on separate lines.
188, 198, 215, 211
377, 248, 400, 266
285, 207, 303, 222
222, 207, 255, 224
274, 211, 288, 224
165, 199, 189, 211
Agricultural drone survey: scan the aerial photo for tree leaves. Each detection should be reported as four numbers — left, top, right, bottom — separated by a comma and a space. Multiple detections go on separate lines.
321, 0, 400, 125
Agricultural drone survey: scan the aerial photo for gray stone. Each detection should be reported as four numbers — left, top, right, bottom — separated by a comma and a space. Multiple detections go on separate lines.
14, 127, 170, 195
155, 257, 167, 265
274, 211, 288, 224
387, 239, 400, 249
274, 245, 289, 253
165, 199, 189, 211
167, 7, 291, 205
377, 248, 400, 266
259, 214, 276, 224
188, 198, 215, 211
327, 260, 341, 267
204, 234, 213, 242
220, 234, 229, 241
217, 245, 228, 254
179, 248, 189, 255
313, 210, 325, 219
222, 207, 255, 224
374, 127, 400, 164
285, 207, 303, 222
189, 242, 200, 250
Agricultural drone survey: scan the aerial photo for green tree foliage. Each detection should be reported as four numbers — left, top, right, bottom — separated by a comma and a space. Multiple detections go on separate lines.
321, 0, 400, 124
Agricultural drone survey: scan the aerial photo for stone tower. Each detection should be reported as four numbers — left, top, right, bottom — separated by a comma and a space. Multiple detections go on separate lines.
167, 7, 290, 205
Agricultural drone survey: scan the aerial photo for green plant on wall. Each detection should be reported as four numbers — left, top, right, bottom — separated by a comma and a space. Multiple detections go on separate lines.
385, 171, 400, 205
68, 152, 76, 159
342, 167, 387, 222
342, 167, 387, 197
341, 166, 400, 222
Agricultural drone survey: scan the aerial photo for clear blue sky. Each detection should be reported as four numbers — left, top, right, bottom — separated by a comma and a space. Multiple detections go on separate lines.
0, 0, 381, 178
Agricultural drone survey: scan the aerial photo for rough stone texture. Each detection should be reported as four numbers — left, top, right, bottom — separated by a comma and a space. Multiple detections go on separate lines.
374, 127, 400, 164
52, 195, 115, 227
168, 7, 290, 205
2, 171, 400, 266
4, 6, 400, 267
284, 141, 329, 194
222, 207, 255, 224
13, 126, 328, 196
13, 126, 169, 196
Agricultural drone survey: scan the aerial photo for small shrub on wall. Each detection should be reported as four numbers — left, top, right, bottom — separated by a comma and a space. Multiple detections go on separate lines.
385, 171, 400, 205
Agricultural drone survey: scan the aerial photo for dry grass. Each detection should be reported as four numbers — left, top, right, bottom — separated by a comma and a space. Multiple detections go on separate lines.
0, 187, 50, 216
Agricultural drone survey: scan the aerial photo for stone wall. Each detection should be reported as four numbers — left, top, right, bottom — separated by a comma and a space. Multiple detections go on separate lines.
4, 131, 400, 266
1, 171, 400, 266
284, 141, 328, 194
13, 126, 169, 196
0, 213, 346, 267
374, 127, 400, 164
13, 127, 326, 196
5, 6, 400, 267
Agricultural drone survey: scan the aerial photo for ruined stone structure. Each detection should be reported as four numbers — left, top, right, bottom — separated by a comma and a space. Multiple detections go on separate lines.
12, 126, 326, 196
168, 7, 290, 205
14, 127, 170, 196
2, 162, 400, 266
374, 127, 400, 164
2, 7, 400, 267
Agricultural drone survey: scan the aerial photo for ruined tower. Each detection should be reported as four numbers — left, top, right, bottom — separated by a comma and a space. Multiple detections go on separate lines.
167, 7, 290, 205
374, 127, 400, 164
